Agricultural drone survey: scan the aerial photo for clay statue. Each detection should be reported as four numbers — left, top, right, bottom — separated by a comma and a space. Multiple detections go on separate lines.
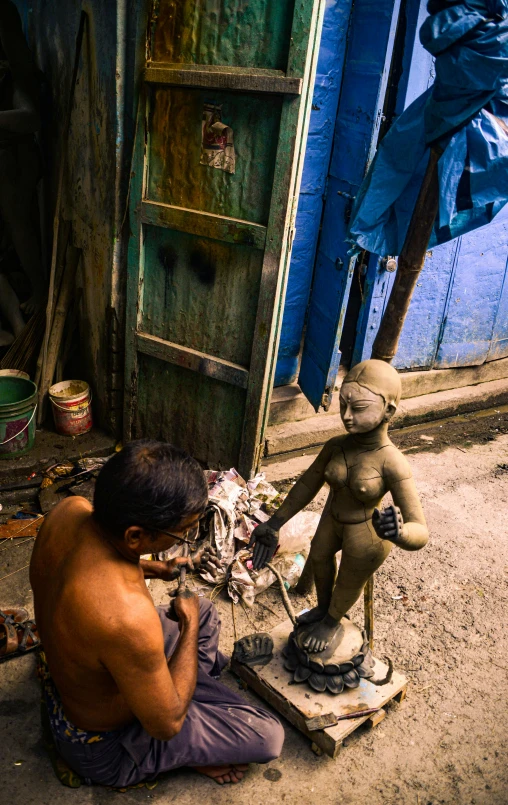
0, 1, 44, 345
250, 359, 429, 657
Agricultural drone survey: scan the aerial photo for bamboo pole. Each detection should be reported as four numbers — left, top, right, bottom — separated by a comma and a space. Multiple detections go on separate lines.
371, 147, 441, 363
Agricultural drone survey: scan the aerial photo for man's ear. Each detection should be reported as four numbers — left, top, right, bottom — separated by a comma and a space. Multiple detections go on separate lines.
123, 526, 146, 548
384, 402, 397, 422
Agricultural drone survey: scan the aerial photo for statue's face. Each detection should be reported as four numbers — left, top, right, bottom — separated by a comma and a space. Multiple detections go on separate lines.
339, 382, 394, 434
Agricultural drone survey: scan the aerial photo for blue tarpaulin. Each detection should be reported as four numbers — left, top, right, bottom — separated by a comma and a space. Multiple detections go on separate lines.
348, 0, 508, 256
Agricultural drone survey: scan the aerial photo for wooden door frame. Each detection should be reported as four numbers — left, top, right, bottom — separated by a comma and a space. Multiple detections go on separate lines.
124, 1, 325, 478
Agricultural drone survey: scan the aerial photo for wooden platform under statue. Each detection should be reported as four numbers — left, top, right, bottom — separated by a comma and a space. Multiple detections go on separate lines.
230, 618, 407, 759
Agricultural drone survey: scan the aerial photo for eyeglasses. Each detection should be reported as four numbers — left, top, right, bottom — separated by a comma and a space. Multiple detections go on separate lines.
158, 525, 200, 546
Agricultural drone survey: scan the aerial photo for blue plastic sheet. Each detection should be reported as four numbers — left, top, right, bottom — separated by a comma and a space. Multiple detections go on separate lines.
348, 0, 508, 256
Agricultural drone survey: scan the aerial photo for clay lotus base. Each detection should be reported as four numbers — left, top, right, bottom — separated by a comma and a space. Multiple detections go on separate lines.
282, 619, 375, 695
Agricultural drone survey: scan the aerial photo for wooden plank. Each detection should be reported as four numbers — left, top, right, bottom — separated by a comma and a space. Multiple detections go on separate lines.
0, 518, 41, 540
141, 201, 267, 250
123, 88, 148, 441
231, 618, 407, 759
238, 0, 326, 477
367, 708, 386, 728
136, 332, 250, 389
145, 64, 302, 95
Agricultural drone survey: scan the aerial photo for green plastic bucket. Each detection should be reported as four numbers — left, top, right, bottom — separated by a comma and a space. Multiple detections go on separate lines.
0, 376, 37, 459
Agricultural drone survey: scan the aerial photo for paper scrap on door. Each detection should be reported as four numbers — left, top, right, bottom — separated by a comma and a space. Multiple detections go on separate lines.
200, 103, 235, 174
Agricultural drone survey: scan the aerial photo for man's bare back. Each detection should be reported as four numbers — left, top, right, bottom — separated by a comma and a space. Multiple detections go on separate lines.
30, 496, 162, 732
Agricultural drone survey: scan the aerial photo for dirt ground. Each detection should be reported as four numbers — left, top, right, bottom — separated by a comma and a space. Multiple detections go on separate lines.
0, 412, 507, 805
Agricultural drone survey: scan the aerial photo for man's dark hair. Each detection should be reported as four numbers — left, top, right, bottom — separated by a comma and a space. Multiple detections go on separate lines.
93, 440, 208, 538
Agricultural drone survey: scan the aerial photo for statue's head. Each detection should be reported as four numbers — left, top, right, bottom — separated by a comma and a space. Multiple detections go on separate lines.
339, 359, 401, 434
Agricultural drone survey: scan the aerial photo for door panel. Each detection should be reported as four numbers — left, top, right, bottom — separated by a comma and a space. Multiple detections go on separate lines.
137, 355, 247, 468
153, 0, 295, 70
353, 241, 460, 368
125, 0, 325, 476
298, 0, 401, 411
147, 87, 282, 224
435, 218, 508, 367
141, 227, 263, 366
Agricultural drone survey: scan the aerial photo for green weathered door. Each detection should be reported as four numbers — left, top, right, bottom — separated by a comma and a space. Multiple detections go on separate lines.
125, 0, 324, 477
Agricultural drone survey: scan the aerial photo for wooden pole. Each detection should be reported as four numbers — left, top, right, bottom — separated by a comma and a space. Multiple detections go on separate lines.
364, 576, 374, 651
371, 147, 441, 363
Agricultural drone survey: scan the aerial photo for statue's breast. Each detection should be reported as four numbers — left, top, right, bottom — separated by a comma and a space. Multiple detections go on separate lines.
348, 470, 385, 503
325, 454, 385, 505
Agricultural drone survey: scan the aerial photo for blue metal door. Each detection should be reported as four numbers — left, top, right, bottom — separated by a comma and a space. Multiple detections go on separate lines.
274, 0, 353, 387
298, 0, 402, 411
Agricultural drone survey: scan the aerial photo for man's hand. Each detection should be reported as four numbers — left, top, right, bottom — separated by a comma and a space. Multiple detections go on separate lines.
172, 587, 200, 625
190, 543, 222, 578
141, 544, 221, 582
372, 505, 403, 543
248, 523, 279, 571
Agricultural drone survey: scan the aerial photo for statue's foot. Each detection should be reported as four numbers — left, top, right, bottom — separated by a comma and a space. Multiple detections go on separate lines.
295, 606, 327, 626
297, 615, 343, 654
0, 329, 14, 347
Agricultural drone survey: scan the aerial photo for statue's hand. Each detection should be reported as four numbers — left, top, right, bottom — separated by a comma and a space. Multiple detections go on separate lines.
373, 504, 403, 543
248, 523, 279, 571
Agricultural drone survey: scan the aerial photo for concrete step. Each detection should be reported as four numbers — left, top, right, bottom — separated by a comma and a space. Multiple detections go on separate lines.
265, 377, 508, 457
0, 428, 116, 481
268, 357, 508, 427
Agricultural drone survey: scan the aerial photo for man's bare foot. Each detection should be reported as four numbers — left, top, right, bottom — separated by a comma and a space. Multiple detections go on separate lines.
298, 614, 342, 653
192, 763, 249, 784
0, 328, 14, 347
296, 606, 327, 626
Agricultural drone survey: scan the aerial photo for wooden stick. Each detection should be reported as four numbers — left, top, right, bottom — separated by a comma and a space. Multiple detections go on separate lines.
364, 576, 374, 651
371, 147, 441, 363
37, 245, 81, 423
35, 220, 71, 387
39, 12, 86, 389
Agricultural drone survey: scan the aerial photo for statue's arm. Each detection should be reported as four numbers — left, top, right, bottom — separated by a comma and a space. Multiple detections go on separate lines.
248, 440, 336, 569
268, 440, 334, 529
389, 476, 429, 551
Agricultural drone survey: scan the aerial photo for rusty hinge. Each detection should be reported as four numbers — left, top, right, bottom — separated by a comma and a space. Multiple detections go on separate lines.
321, 388, 333, 411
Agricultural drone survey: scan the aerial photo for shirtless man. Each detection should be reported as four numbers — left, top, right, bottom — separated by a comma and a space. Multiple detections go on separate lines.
30, 440, 284, 788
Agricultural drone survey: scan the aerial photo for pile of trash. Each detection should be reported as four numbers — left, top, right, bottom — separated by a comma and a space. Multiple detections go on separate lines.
160, 468, 320, 607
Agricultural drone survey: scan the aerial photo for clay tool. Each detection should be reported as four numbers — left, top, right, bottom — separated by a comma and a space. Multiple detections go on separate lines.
305, 708, 381, 731
178, 543, 189, 592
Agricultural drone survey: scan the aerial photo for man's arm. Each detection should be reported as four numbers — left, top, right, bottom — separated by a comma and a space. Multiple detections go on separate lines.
99, 593, 199, 741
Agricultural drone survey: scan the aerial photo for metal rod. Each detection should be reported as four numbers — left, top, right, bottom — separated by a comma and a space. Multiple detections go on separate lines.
364, 576, 374, 651
178, 543, 189, 592
266, 561, 297, 625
